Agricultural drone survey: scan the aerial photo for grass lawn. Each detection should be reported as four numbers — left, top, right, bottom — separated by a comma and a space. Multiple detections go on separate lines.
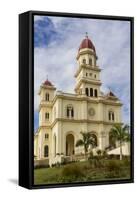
34, 159, 131, 185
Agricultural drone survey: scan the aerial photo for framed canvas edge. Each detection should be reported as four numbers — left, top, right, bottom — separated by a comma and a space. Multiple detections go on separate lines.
19, 10, 134, 189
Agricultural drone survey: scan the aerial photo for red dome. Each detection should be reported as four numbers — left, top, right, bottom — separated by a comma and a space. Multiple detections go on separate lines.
79, 36, 95, 52
44, 79, 53, 86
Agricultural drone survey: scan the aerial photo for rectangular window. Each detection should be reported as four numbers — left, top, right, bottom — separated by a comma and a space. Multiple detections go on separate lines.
45, 93, 49, 101
67, 108, 69, 117
85, 88, 89, 96
45, 112, 49, 119
112, 113, 114, 121
109, 112, 111, 120
45, 134, 49, 139
90, 88, 93, 96
94, 89, 97, 97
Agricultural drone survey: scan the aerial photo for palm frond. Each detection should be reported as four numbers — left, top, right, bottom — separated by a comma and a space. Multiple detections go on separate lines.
110, 123, 130, 143
76, 139, 84, 147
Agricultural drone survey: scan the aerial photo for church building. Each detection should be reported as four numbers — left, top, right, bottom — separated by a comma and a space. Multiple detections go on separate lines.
34, 35, 123, 165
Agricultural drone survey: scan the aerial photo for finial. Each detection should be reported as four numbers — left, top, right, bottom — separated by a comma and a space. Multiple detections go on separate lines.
46, 74, 48, 80
85, 32, 88, 38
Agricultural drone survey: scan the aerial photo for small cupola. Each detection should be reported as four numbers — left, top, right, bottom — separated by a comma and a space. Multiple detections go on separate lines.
43, 78, 53, 86
77, 33, 97, 66
78, 34, 96, 52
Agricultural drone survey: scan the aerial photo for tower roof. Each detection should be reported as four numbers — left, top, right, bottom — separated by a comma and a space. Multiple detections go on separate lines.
107, 91, 116, 97
43, 78, 53, 86
79, 34, 96, 52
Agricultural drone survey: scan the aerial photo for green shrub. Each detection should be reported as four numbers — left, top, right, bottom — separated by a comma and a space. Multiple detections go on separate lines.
88, 156, 103, 168
82, 163, 91, 170
102, 150, 108, 158
62, 164, 84, 178
105, 160, 121, 172
121, 157, 130, 167
88, 151, 94, 159
34, 164, 49, 169
105, 171, 120, 178
108, 154, 120, 160
96, 149, 102, 156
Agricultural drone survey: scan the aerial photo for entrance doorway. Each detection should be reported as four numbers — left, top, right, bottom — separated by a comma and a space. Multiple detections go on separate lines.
66, 134, 74, 156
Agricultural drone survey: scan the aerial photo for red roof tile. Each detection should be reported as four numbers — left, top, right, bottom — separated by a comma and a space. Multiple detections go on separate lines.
79, 36, 96, 52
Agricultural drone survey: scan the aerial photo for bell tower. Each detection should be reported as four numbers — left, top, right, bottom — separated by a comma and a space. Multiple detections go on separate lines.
74, 34, 102, 98
39, 78, 56, 126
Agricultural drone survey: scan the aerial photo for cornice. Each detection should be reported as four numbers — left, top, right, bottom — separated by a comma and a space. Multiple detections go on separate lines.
76, 49, 97, 60
38, 118, 123, 129
39, 94, 122, 112
38, 85, 56, 95
75, 64, 101, 78
75, 78, 102, 91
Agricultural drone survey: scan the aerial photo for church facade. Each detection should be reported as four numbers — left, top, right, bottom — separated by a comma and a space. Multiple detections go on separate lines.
34, 35, 123, 165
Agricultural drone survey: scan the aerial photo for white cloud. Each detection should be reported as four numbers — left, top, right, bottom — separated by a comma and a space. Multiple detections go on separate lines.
34, 16, 131, 126
34, 15, 44, 21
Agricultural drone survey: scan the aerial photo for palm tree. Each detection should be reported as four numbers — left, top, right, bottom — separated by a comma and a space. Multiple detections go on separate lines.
76, 131, 97, 160
110, 124, 130, 160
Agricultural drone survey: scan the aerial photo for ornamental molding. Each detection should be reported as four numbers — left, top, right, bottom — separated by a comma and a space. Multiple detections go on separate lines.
39, 95, 122, 112
74, 64, 101, 78
74, 78, 102, 91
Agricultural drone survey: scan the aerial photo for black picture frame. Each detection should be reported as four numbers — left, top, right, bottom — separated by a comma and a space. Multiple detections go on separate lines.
19, 10, 134, 189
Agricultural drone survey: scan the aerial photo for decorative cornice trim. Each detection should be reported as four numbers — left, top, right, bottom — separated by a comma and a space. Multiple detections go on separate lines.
76, 49, 97, 60
38, 85, 56, 95
39, 95, 122, 112
38, 118, 123, 129
75, 64, 101, 78
75, 78, 102, 91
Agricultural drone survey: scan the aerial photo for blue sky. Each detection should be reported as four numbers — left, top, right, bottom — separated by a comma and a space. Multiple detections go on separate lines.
34, 15, 131, 132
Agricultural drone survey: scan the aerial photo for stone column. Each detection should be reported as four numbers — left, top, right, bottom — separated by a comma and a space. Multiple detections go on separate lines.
98, 131, 107, 150
38, 131, 43, 159
56, 122, 62, 155
81, 100, 87, 119
98, 103, 103, 121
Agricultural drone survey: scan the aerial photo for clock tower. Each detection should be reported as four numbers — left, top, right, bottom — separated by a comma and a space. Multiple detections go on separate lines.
74, 34, 102, 98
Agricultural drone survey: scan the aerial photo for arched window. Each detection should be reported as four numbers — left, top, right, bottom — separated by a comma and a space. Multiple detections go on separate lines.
45, 93, 49, 101
108, 111, 115, 121
71, 108, 74, 117
94, 89, 98, 97
109, 112, 111, 121
85, 88, 89, 96
89, 59, 92, 65
67, 107, 69, 117
90, 88, 93, 96
66, 105, 74, 118
45, 112, 49, 120
66, 134, 74, 156
44, 145, 49, 157
83, 58, 86, 64
112, 112, 114, 121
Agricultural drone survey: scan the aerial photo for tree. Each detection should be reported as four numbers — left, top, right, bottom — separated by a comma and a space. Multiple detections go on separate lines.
110, 124, 130, 160
96, 149, 102, 156
76, 131, 97, 159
